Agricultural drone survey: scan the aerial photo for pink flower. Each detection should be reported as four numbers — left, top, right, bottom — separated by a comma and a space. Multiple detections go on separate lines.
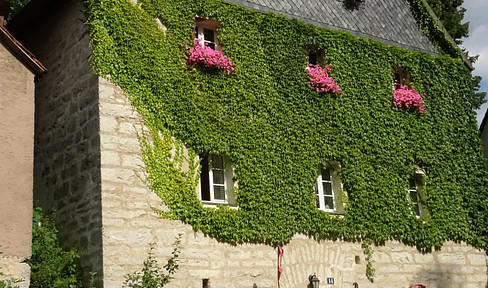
185, 38, 235, 74
307, 64, 343, 97
393, 85, 425, 114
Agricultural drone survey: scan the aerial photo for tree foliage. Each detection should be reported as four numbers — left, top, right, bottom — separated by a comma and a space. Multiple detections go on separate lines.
6, 0, 30, 21
425, 0, 469, 44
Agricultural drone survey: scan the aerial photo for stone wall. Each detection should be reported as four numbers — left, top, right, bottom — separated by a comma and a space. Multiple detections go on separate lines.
98, 79, 487, 288
0, 36, 34, 288
11, 0, 104, 284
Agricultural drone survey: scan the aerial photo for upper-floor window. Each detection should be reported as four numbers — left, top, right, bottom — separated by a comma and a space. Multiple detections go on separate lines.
315, 165, 344, 213
305, 45, 325, 67
195, 18, 219, 50
407, 169, 426, 218
408, 177, 422, 217
199, 155, 235, 205
394, 67, 410, 89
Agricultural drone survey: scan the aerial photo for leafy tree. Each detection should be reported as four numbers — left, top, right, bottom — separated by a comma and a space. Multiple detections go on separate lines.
425, 0, 469, 44
7, 0, 30, 21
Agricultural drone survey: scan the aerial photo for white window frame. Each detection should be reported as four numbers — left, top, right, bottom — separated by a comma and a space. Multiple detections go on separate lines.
199, 155, 235, 205
315, 167, 338, 212
208, 155, 227, 203
407, 177, 423, 218
195, 18, 219, 50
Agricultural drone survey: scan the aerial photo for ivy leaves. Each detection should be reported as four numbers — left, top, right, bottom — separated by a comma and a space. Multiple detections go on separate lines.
85, 0, 488, 251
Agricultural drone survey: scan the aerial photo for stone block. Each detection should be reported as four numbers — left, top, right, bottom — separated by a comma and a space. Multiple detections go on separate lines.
99, 102, 138, 119
101, 150, 121, 166
437, 253, 466, 265
101, 167, 135, 184
121, 154, 144, 169
390, 252, 413, 263
100, 116, 118, 134
100, 134, 140, 153
467, 253, 486, 266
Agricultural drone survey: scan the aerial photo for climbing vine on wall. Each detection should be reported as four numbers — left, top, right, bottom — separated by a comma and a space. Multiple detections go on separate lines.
84, 0, 488, 254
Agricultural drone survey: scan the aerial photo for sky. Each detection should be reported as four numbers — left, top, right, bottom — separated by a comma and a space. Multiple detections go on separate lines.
461, 0, 488, 126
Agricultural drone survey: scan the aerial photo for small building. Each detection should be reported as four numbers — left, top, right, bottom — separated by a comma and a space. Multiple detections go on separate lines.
0, 20, 46, 286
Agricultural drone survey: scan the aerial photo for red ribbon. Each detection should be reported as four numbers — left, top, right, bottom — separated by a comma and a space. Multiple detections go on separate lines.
277, 245, 284, 288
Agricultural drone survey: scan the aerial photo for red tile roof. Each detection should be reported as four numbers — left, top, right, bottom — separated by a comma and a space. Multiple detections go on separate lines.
0, 22, 47, 76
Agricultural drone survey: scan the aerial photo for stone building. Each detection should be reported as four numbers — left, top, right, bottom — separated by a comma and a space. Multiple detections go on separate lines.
6, 0, 488, 287
0, 21, 46, 286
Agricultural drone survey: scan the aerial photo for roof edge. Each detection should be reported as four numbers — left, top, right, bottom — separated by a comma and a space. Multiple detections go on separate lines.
411, 0, 473, 70
0, 23, 47, 76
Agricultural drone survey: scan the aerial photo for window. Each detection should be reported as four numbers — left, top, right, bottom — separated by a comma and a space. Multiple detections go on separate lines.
195, 18, 219, 50
408, 177, 422, 217
393, 67, 410, 89
199, 155, 235, 205
314, 165, 344, 213
305, 45, 325, 66
407, 169, 427, 218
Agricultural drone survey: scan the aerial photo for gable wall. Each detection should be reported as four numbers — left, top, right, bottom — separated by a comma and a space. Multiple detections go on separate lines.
10, 0, 104, 285
0, 39, 34, 287
98, 78, 487, 288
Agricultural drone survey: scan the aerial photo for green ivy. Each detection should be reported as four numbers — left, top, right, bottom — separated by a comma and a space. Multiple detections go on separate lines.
407, 0, 461, 58
84, 0, 488, 253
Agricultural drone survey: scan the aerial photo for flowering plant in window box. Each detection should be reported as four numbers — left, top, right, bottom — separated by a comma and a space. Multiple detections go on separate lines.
183, 38, 235, 74
307, 64, 343, 97
393, 84, 425, 114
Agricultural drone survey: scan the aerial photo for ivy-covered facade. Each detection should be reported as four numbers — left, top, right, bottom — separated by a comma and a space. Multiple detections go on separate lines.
87, 0, 488, 248
7, 0, 488, 286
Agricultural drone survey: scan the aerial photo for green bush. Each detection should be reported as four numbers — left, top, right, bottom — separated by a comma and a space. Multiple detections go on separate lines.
123, 235, 181, 288
28, 207, 83, 288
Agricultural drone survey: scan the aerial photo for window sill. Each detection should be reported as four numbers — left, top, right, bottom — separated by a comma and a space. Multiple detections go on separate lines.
320, 209, 345, 216
202, 201, 238, 209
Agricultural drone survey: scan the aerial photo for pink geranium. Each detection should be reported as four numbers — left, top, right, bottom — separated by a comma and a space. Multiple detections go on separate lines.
184, 38, 235, 74
393, 85, 425, 114
307, 64, 343, 97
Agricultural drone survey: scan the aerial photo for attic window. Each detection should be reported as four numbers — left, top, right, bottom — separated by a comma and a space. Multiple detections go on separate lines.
195, 18, 220, 50
394, 67, 410, 89
305, 45, 325, 66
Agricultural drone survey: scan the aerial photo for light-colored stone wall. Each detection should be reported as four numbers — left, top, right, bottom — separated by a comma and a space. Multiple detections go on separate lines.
13, 0, 103, 285
99, 79, 487, 288
0, 38, 34, 288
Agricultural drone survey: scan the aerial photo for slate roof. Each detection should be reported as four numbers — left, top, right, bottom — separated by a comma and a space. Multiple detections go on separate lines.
224, 0, 437, 54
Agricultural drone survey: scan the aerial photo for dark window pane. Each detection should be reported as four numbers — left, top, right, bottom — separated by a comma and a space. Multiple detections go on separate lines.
203, 28, 214, 43
409, 178, 417, 189
324, 197, 334, 210
323, 183, 333, 195
213, 186, 225, 200
207, 42, 216, 50
322, 168, 331, 181
409, 190, 418, 203
200, 156, 210, 201
211, 155, 224, 169
315, 195, 320, 208
309, 52, 317, 65
213, 170, 225, 184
